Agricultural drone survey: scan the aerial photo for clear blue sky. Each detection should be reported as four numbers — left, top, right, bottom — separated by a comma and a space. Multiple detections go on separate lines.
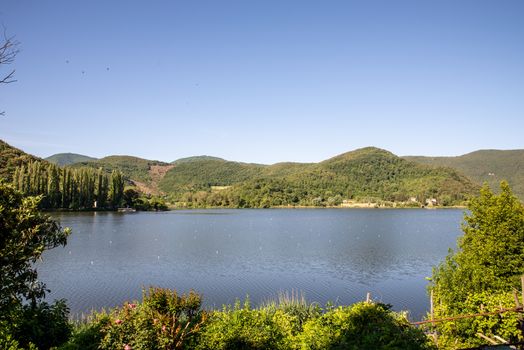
1, 0, 523, 164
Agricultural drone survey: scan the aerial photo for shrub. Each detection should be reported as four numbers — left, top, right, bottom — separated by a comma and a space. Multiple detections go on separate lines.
194, 298, 296, 350
59, 313, 109, 350
98, 287, 205, 350
428, 291, 522, 349
12, 300, 71, 349
297, 302, 436, 350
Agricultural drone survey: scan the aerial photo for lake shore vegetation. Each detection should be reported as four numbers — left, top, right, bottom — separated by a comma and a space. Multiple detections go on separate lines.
60, 289, 435, 350
428, 181, 524, 349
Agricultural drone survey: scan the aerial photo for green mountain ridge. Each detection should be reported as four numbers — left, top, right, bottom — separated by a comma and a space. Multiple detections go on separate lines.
45, 152, 98, 166
404, 149, 524, 200
4, 139, 522, 206
160, 147, 478, 207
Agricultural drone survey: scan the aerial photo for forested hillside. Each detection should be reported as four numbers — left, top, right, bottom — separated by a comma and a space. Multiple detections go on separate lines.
404, 149, 524, 200
161, 147, 478, 207
1, 140, 481, 208
0, 140, 125, 209
159, 159, 265, 194
71, 155, 169, 184
0, 140, 43, 181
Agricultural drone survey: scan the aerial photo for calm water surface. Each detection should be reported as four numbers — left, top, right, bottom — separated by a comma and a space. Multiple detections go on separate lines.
39, 209, 463, 320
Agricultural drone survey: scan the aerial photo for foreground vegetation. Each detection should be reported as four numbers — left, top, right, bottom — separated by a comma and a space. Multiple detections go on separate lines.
0, 180, 70, 349
56, 289, 435, 350
428, 181, 524, 348
3, 287, 436, 350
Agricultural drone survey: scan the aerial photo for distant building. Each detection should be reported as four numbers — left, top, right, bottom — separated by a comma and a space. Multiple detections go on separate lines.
425, 198, 437, 206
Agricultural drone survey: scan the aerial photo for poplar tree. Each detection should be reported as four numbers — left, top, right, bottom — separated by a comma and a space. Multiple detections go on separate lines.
109, 170, 124, 208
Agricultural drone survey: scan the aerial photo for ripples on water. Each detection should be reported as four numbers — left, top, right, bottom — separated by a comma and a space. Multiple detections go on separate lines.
38, 208, 463, 320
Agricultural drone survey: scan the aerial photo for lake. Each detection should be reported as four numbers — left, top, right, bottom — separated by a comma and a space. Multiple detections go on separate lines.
39, 208, 464, 320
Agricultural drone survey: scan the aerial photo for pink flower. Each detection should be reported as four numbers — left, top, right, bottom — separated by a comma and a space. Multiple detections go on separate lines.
115, 319, 123, 325
162, 325, 166, 332
124, 344, 132, 350
128, 303, 137, 309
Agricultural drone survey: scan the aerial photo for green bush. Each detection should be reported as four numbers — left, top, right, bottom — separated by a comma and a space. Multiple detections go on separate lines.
59, 314, 108, 350
1, 300, 70, 350
96, 287, 205, 350
195, 299, 434, 350
428, 291, 522, 349
298, 302, 435, 350
194, 298, 298, 350
0, 323, 36, 350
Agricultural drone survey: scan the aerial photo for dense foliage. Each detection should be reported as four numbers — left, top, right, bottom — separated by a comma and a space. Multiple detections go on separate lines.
0, 181, 71, 349
11, 161, 125, 209
62, 289, 435, 350
123, 188, 169, 211
160, 159, 263, 195
0, 140, 42, 181
405, 149, 524, 201
428, 181, 524, 348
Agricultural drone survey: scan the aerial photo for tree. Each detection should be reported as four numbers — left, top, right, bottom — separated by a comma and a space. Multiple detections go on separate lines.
123, 187, 139, 207
0, 180, 70, 316
429, 181, 524, 348
109, 170, 124, 208
0, 180, 72, 348
0, 31, 19, 116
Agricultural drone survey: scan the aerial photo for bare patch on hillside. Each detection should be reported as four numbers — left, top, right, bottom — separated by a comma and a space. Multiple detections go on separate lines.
150, 164, 175, 184
131, 179, 159, 195
131, 164, 175, 195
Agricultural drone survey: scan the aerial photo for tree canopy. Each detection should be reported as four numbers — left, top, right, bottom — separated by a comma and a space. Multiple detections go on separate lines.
429, 181, 524, 348
0, 180, 70, 316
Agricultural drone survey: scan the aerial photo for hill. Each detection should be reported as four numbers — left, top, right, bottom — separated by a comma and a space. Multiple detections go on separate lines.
160, 147, 478, 207
0, 140, 44, 181
404, 149, 524, 200
45, 153, 98, 166
159, 159, 265, 194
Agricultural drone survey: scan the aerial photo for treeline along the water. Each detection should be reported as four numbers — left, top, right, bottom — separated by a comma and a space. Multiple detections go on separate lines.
12, 161, 125, 209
